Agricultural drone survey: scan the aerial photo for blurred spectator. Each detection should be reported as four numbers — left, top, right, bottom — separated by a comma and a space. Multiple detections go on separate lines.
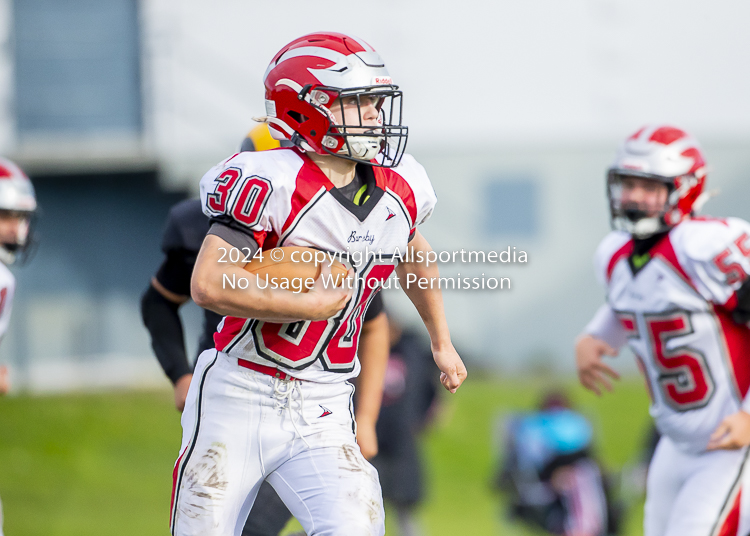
369, 317, 440, 536
495, 392, 622, 536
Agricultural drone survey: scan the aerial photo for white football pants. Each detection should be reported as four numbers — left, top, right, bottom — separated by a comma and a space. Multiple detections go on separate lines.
645, 435, 750, 536
170, 350, 385, 536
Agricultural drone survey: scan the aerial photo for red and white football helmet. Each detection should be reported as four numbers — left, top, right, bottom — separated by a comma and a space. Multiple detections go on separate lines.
607, 125, 707, 238
0, 157, 36, 264
261, 32, 407, 167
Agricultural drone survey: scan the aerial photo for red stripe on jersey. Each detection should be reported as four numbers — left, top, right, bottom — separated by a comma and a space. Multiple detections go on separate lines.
214, 316, 249, 351
373, 167, 418, 227
280, 155, 335, 236
652, 235, 698, 291
723, 293, 739, 312
716, 487, 741, 536
606, 240, 634, 283
252, 230, 267, 249
716, 307, 750, 399
265, 229, 280, 250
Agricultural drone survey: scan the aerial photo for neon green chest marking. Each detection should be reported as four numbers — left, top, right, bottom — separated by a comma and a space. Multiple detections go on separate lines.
631, 252, 651, 269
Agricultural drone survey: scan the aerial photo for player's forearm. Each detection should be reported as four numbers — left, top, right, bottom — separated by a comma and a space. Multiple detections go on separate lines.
581, 303, 627, 349
140, 285, 192, 384
355, 312, 389, 425
397, 232, 452, 351
191, 235, 328, 322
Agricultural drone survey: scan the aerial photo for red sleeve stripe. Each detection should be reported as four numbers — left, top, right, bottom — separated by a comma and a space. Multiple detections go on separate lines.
606, 240, 634, 283
374, 167, 417, 227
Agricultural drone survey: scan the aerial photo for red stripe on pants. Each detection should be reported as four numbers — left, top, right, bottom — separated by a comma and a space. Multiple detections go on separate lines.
170, 447, 188, 525
717, 487, 741, 536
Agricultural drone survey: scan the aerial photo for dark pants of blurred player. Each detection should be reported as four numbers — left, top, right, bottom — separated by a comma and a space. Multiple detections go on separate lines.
369, 319, 440, 536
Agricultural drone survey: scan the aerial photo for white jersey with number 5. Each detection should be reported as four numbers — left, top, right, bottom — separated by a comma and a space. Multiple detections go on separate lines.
595, 217, 750, 454
199, 147, 436, 383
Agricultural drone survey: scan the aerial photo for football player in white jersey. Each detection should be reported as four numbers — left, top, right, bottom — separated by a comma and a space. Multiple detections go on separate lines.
169, 33, 466, 536
0, 156, 37, 536
576, 125, 750, 536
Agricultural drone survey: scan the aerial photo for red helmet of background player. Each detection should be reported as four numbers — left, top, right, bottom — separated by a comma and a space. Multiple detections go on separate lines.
261, 32, 408, 167
607, 125, 708, 238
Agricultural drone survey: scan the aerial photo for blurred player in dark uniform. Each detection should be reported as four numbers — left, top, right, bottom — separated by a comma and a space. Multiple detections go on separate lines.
141, 125, 389, 536
370, 317, 440, 536
495, 392, 622, 536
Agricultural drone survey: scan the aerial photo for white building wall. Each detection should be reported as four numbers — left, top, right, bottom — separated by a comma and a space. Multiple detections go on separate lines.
139, 0, 750, 190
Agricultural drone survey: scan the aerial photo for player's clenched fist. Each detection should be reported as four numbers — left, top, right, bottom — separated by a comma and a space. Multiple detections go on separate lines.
433, 344, 467, 394
575, 334, 620, 396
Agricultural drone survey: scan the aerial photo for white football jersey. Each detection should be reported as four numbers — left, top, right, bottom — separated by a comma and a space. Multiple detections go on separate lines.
594, 217, 750, 453
0, 262, 15, 341
199, 148, 436, 383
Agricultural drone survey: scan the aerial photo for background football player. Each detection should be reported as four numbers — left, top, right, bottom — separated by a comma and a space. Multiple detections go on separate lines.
495, 391, 622, 536
170, 32, 466, 536
142, 124, 389, 536
576, 125, 750, 536
0, 156, 37, 536
370, 316, 440, 536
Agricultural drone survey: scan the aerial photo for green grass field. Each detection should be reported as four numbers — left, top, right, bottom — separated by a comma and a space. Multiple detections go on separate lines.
0, 377, 651, 535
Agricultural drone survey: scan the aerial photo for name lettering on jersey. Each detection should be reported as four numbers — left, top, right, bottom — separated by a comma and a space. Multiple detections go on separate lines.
348, 230, 375, 245
628, 290, 645, 301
